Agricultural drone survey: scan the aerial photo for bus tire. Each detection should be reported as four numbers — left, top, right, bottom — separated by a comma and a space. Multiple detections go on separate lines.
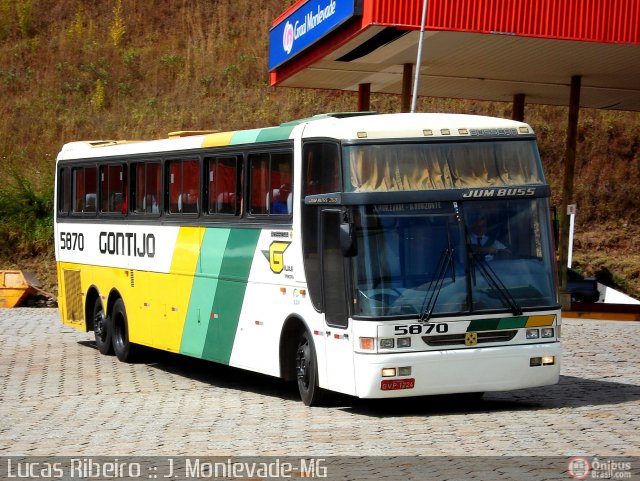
93, 298, 113, 355
111, 298, 138, 362
295, 330, 325, 406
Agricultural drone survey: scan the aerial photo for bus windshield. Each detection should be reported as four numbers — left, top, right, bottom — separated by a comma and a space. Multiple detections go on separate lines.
344, 139, 544, 192
351, 198, 557, 318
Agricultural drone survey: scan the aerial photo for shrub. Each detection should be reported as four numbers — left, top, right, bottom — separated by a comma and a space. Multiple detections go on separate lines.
0, 170, 53, 257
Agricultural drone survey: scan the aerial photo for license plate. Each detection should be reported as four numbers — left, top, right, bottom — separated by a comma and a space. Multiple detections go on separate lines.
380, 378, 415, 391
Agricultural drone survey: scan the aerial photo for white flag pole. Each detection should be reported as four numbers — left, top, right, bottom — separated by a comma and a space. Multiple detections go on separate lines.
410, 0, 429, 113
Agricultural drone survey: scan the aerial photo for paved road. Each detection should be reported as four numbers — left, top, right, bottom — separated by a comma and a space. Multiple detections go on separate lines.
0, 309, 638, 458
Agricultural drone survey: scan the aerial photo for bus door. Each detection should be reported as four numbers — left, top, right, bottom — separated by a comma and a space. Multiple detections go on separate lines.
320, 209, 356, 395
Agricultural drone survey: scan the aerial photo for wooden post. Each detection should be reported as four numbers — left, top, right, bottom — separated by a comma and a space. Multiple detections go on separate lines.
358, 83, 371, 112
401, 63, 413, 113
512, 93, 525, 121
558, 75, 581, 308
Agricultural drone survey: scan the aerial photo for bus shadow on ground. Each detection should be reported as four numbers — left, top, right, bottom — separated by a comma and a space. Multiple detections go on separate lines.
79, 340, 640, 413
340, 375, 640, 416
79, 340, 301, 402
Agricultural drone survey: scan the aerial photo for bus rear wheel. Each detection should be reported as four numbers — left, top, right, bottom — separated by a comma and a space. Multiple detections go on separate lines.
111, 298, 139, 362
295, 330, 326, 406
93, 298, 112, 355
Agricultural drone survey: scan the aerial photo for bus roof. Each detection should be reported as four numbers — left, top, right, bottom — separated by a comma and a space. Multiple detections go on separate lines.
56, 112, 533, 161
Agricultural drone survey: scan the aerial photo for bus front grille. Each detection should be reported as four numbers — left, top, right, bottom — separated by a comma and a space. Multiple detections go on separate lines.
422, 330, 518, 347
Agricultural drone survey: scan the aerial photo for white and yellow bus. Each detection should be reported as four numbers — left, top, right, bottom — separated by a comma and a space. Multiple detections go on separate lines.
55, 112, 561, 405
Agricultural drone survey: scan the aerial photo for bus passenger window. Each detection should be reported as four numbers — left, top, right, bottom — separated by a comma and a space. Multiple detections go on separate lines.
248, 151, 293, 216
249, 153, 269, 215
72, 166, 97, 213
100, 164, 126, 214
270, 152, 292, 215
133, 162, 161, 214
207, 156, 240, 215
169, 159, 200, 214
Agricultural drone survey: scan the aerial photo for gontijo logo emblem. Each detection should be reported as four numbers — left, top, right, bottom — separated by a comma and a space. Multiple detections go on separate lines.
262, 241, 291, 274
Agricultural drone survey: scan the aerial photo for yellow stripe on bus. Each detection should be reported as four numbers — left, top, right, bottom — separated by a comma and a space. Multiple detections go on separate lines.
525, 314, 556, 327
150, 227, 205, 352
202, 131, 235, 148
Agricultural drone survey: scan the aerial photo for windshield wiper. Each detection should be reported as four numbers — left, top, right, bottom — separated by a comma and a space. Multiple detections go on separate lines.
418, 248, 455, 322
470, 253, 522, 316
419, 222, 456, 322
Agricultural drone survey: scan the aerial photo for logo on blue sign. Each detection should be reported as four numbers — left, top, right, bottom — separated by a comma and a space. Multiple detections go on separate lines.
283, 21, 295, 54
269, 0, 357, 71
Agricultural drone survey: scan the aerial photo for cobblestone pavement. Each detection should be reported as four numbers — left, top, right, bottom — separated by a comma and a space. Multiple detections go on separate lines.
0, 309, 638, 457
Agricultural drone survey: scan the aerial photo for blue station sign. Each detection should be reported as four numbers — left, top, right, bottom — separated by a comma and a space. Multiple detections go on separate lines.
268, 0, 358, 71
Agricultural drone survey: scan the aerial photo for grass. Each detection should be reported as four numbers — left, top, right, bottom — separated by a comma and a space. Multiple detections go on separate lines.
0, 0, 639, 298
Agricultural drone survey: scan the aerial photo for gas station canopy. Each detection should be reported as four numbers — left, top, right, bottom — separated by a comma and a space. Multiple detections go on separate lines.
269, 0, 640, 111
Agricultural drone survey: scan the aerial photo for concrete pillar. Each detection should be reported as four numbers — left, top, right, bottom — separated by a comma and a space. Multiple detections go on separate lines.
558, 75, 582, 308
358, 83, 371, 112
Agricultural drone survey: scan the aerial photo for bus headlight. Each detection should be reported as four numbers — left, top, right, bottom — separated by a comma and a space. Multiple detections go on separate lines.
397, 337, 411, 348
379, 338, 395, 349
526, 329, 539, 339
541, 328, 555, 338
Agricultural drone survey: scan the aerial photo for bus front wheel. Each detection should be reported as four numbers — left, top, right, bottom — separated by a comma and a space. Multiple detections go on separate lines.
295, 330, 325, 406
93, 298, 112, 355
111, 298, 138, 362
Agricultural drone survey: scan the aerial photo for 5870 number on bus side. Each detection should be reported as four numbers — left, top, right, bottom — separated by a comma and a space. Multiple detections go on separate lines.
59, 232, 85, 251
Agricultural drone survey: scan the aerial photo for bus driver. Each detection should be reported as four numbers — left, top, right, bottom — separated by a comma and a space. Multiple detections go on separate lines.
468, 214, 511, 260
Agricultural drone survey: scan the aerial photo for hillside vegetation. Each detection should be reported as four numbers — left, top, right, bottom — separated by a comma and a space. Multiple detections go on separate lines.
0, 0, 639, 298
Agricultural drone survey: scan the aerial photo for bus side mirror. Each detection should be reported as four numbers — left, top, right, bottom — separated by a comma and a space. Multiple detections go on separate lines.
340, 222, 357, 257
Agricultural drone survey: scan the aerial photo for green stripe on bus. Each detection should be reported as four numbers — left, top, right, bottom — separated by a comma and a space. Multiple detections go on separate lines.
255, 125, 294, 143
467, 318, 499, 332
230, 129, 261, 145
180, 228, 231, 357
201, 228, 260, 364
496, 317, 528, 330
467, 317, 528, 332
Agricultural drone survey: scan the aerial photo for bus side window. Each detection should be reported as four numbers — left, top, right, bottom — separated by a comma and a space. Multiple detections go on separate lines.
249, 153, 269, 215
100, 164, 127, 214
270, 152, 292, 215
303, 142, 341, 196
248, 151, 293, 216
133, 162, 161, 214
72, 166, 98, 214
57, 167, 71, 215
207, 156, 241, 215
168, 159, 200, 214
